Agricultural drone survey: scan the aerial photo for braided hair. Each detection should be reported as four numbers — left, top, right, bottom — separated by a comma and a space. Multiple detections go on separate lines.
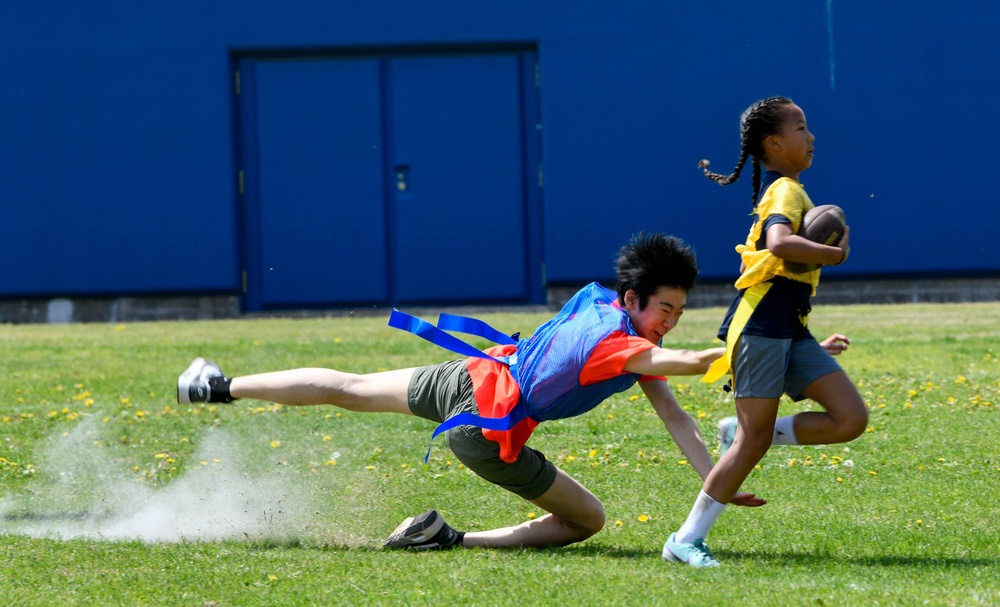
699, 96, 796, 208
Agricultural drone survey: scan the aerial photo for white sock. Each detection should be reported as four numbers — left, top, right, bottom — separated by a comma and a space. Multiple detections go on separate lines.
675, 490, 726, 544
772, 415, 799, 446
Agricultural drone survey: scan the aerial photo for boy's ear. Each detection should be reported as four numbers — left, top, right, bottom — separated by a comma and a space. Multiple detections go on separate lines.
623, 289, 639, 309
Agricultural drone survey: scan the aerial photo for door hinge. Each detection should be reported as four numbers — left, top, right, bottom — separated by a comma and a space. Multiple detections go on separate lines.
238, 170, 245, 195
234, 70, 241, 96
241, 270, 248, 294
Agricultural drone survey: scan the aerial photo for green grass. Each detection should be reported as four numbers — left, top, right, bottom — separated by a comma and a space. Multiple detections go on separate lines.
2, 302, 999, 606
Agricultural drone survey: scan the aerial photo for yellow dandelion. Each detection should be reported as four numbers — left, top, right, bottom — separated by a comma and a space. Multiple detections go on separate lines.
589, 449, 598, 458
866, 426, 874, 433
334, 337, 343, 343
869, 470, 878, 476
566, 455, 576, 463
323, 435, 332, 441
365, 465, 375, 470
629, 394, 639, 401
677, 459, 688, 466
84, 398, 94, 407
836, 477, 843, 483
114, 324, 126, 332
213, 458, 221, 464
271, 440, 281, 448
638, 514, 650, 523
527, 512, 536, 519
200, 461, 208, 466
401, 463, 408, 469
615, 520, 623, 527
267, 574, 278, 582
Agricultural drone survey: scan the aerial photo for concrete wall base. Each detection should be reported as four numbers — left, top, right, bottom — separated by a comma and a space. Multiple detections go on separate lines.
2, 277, 997, 324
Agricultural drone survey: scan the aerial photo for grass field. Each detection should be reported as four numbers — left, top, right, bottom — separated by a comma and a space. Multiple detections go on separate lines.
2, 302, 999, 606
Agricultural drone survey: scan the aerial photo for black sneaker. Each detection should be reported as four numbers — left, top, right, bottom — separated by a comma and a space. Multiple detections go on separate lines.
177, 358, 228, 404
383, 510, 464, 550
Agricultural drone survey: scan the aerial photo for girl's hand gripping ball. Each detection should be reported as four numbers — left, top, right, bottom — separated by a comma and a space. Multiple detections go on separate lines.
786, 204, 846, 273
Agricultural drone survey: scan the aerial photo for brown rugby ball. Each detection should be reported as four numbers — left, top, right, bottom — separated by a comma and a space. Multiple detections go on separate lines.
785, 204, 846, 273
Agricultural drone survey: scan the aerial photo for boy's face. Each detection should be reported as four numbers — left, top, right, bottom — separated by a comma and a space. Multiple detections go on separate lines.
623, 285, 687, 344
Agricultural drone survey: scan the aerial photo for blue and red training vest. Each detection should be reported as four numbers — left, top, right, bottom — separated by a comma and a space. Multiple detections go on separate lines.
389, 282, 661, 462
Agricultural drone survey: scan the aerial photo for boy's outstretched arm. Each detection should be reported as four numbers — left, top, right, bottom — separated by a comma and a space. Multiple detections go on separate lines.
623, 346, 725, 377
641, 379, 766, 508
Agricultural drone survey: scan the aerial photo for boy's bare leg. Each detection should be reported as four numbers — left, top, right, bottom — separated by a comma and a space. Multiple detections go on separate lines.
230, 367, 417, 415
463, 468, 605, 548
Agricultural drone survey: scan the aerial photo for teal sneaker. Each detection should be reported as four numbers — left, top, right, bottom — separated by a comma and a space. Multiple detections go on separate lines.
662, 533, 721, 568
717, 416, 737, 457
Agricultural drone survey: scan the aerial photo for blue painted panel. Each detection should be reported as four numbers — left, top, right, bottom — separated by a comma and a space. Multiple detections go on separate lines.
0, 1, 998, 303
251, 58, 388, 307
389, 53, 531, 303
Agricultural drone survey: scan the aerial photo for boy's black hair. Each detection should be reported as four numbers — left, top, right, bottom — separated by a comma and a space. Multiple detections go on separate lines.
615, 232, 698, 309
698, 96, 796, 208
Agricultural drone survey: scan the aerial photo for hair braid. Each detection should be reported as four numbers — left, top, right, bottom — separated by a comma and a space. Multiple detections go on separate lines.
698, 96, 795, 207
750, 156, 762, 208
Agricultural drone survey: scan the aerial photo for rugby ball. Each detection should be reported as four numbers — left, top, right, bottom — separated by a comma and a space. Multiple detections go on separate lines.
785, 204, 846, 273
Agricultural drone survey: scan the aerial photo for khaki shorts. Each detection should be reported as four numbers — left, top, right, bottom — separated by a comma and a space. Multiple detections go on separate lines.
407, 359, 557, 500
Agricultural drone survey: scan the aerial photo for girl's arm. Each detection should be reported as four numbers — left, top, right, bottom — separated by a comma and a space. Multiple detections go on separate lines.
767, 222, 851, 266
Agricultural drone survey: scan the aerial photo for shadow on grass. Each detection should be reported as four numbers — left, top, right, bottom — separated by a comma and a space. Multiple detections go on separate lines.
713, 549, 998, 569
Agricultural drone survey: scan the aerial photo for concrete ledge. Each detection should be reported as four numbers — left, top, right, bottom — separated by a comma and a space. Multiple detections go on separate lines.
2, 276, 997, 324
0, 296, 240, 324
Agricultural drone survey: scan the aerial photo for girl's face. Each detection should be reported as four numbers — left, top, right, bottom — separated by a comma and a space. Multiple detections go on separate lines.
765, 104, 815, 177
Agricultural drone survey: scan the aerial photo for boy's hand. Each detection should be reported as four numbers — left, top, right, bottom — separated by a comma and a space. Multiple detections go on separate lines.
820, 334, 850, 356
730, 492, 767, 507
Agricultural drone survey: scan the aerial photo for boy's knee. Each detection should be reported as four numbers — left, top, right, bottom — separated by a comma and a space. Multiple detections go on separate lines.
567, 502, 605, 541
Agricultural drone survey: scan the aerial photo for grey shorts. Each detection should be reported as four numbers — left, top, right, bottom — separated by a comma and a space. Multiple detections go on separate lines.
732, 335, 842, 401
407, 359, 558, 500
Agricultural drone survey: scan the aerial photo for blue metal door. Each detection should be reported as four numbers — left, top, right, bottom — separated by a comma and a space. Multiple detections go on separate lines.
242, 57, 388, 309
238, 50, 541, 310
388, 54, 534, 304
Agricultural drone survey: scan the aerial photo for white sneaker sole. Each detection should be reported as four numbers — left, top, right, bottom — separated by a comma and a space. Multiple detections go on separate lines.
177, 357, 208, 404
383, 510, 445, 548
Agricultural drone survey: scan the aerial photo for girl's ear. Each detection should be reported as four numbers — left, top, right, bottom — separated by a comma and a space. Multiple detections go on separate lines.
766, 135, 781, 151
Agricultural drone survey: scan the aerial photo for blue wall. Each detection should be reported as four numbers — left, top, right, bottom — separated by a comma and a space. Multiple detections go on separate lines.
2, 1, 998, 303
